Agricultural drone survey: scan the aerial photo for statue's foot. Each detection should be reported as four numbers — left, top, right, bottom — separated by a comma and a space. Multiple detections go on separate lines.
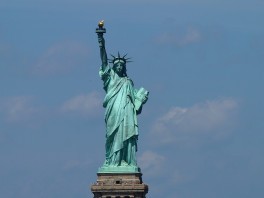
98, 163, 141, 173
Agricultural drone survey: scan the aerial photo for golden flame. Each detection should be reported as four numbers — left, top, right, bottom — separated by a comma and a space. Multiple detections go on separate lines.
98, 20, 104, 28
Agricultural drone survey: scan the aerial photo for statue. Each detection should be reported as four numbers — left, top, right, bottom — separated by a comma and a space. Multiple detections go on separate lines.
96, 21, 149, 173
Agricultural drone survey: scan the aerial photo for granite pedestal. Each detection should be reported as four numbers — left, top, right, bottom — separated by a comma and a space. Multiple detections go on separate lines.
91, 172, 148, 198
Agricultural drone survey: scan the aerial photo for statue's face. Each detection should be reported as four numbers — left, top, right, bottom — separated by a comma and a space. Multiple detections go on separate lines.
114, 62, 126, 76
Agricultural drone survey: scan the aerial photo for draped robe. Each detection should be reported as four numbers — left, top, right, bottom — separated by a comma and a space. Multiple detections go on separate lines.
99, 65, 138, 166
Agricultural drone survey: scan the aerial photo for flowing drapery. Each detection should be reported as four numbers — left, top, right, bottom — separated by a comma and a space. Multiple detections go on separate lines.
100, 65, 138, 166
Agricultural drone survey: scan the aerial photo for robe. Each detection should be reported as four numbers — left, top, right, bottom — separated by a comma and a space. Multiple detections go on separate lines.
99, 65, 138, 166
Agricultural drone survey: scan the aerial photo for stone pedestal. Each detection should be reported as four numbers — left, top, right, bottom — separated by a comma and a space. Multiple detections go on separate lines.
91, 173, 148, 198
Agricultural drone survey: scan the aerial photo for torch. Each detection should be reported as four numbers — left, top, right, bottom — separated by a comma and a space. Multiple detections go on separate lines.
96, 20, 106, 48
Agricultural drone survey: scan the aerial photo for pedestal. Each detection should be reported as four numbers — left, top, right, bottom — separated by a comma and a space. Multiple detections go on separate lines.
91, 173, 148, 198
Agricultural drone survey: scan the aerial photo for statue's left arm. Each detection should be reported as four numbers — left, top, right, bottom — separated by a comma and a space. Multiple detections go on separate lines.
134, 88, 149, 115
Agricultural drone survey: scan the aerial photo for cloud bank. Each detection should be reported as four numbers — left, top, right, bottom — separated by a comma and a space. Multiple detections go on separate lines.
0, 96, 39, 123
61, 92, 101, 116
138, 151, 165, 177
156, 27, 201, 47
33, 41, 89, 75
151, 98, 238, 146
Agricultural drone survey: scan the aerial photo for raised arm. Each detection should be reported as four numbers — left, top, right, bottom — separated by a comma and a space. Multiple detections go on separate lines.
98, 35, 108, 68
96, 21, 108, 70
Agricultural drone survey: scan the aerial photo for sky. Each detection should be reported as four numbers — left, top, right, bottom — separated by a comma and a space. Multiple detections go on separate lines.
0, 0, 264, 197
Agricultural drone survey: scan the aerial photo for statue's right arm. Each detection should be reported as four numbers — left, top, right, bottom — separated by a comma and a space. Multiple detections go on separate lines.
98, 34, 108, 70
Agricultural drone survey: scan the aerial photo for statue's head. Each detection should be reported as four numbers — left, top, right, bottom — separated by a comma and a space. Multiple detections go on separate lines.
113, 59, 127, 77
110, 52, 131, 77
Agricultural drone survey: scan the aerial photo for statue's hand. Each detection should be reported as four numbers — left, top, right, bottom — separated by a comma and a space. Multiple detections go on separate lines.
142, 95, 148, 104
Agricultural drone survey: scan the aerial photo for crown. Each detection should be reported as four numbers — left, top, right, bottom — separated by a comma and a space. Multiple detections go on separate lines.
109, 52, 132, 65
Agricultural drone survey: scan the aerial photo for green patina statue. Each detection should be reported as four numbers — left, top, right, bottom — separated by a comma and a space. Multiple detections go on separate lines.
96, 21, 149, 173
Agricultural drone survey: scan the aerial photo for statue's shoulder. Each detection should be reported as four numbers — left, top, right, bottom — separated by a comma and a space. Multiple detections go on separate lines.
100, 66, 115, 84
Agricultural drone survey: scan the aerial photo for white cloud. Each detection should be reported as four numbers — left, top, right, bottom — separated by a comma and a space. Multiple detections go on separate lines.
33, 41, 89, 75
61, 92, 101, 116
151, 98, 238, 146
0, 96, 39, 123
138, 150, 165, 177
170, 169, 195, 184
156, 27, 201, 47
0, 93, 102, 125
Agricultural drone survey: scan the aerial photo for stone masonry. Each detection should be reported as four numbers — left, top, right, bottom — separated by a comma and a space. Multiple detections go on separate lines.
91, 173, 148, 198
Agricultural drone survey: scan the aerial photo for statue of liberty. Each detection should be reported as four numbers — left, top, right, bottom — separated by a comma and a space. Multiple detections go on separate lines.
96, 21, 148, 173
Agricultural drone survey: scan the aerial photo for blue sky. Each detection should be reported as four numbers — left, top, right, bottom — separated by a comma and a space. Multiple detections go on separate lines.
0, 0, 263, 197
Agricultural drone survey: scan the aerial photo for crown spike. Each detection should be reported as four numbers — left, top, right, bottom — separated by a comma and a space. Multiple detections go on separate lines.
123, 53, 128, 58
